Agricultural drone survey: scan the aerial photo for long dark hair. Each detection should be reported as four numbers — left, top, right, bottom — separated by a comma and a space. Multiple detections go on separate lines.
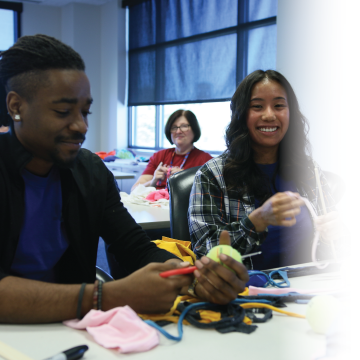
0, 34, 85, 126
223, 70, 312, 203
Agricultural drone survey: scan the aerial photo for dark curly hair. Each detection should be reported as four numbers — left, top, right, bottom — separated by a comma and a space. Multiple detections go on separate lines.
164, 109, 201, 144
0, 34, 85, 126
223, 69, 313, 204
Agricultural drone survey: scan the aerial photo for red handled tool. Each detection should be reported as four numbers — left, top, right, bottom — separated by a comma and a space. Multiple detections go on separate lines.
159, 266, 197, 278
159, 251, 261, 278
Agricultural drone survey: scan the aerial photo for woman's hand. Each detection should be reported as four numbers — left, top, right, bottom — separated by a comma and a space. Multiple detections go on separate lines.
249, 191, 305, 232
150, 162, 169, 186
169, 166, 184, 176
315, 211, 343, 243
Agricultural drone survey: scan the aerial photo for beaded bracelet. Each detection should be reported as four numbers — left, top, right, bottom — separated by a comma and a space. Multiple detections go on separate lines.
97, 280, 103, 310
92, 280, 103, 311
76, 283, 87, 320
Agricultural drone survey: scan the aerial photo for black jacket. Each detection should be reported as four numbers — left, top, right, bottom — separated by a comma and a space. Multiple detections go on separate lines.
0, 128, 177, 283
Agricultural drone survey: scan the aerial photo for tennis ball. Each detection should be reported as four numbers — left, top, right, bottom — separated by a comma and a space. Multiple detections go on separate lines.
207, 245, 242, 273
306, 295, 340, 334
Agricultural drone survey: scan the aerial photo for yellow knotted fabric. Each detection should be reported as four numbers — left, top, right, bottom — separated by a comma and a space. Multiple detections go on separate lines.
152, 236, 196, 264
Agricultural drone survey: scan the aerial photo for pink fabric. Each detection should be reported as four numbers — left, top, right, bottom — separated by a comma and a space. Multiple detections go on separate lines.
63, 306, 159, 353
248, 286, 338, 296
145, 189, 169, 202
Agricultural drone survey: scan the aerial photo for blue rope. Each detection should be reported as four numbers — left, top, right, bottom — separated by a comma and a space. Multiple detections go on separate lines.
247, 269, 290, 288
145, 301, 208, 341
266, 270, 290, 288
144, 298, 273, 341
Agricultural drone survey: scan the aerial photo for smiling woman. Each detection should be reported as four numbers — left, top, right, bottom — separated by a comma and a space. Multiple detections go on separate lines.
246, 79, 289, 163
189, 70, 339, 270
131, 109, 212, 191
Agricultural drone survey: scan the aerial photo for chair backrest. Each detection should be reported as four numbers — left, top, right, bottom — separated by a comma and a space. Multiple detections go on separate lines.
168, 166, 201, 242
322, 171, 346, 204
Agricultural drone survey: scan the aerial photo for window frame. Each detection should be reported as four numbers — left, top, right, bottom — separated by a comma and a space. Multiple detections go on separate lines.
0, 1, 23, 52
126, 0, 276, 152
128, 101, 230, 155
128, 104, 164, 151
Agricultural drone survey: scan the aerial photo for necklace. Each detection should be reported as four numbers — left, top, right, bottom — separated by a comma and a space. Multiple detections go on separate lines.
156, 147, 194, 187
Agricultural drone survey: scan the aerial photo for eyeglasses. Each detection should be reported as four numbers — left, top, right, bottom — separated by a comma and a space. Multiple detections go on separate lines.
170, 124, 191, 133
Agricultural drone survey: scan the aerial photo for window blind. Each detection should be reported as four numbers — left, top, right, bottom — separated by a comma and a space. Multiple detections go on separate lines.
127, 0, 277, 106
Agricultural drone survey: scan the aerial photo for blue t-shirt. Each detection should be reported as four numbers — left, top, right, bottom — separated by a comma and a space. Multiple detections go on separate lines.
10, 167, 69, 282
251, 163, 314, 270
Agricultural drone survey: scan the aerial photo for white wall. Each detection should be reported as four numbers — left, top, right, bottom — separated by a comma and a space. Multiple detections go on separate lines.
277, 1, 360, 316
21, 1, 127, 153
277, 0, 360, 219
277, 0, 359, 178
60, 3, 101, 151
22, 3, 61, 39
116, 4, 128, 150
277, 0, 339, 173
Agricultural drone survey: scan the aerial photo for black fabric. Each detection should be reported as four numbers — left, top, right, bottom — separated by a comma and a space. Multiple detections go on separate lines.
0, 128, 179, 283
177, 301, 257, 334
239, 293, 322, 303
237, 296, 287, 308
128, 0, 277, 105
245, 307, 273, 323
168, 166, 200, 242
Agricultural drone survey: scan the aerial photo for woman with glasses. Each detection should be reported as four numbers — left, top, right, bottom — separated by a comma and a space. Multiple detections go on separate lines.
131, 109, 212, 191
188, 70, 341, 271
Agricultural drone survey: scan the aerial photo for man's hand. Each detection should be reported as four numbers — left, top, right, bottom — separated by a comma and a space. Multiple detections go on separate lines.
192, 231, 249, 304
103, 262, 192, 314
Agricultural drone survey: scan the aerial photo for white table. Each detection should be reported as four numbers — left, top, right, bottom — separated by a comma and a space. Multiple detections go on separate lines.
110, 170, 135, 180
124, 203, 170, 230
0, 271, 341, 360
104, 161, 147, 194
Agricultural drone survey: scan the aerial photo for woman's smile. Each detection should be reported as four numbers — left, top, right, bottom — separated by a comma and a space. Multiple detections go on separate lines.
246, 79, 289, 159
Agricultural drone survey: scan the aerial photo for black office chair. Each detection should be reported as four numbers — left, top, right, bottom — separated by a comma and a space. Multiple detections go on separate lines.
168, 166, 201, 242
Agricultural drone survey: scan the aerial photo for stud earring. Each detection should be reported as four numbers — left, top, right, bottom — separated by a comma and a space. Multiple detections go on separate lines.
14, 114, 20, 120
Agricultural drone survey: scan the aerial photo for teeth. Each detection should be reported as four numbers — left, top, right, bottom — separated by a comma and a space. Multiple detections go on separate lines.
259, 127, 277, 132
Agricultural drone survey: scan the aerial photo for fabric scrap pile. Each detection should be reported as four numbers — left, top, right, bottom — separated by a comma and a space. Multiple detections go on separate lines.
120, 184, 169, 208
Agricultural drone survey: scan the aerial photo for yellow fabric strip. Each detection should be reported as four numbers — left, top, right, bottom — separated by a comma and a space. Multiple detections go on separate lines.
0, 341, 34, 360
152, 237, 196, 264
239, 303, 306, 319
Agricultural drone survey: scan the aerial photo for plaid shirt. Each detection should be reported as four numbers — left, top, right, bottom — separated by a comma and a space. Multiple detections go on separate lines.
188, 154, 336, 263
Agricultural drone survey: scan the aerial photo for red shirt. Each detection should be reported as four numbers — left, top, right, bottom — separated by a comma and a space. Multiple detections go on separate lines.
142, 147, 213, 189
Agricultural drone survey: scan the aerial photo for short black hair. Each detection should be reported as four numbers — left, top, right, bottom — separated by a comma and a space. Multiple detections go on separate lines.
0, 34, 85, 126
164, 109, 201, 145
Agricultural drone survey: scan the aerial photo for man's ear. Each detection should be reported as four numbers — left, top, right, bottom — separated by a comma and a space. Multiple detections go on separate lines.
7, 91, 24, 122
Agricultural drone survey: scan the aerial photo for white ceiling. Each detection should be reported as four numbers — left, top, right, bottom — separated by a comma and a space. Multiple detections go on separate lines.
5, 0, 115, 7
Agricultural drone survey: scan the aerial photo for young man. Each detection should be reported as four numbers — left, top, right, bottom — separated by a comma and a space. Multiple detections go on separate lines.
0, 35, 248, 323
